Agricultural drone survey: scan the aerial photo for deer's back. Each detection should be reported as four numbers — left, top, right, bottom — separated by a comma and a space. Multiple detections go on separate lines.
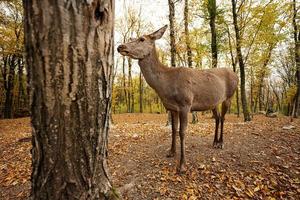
162, 67, 238, 111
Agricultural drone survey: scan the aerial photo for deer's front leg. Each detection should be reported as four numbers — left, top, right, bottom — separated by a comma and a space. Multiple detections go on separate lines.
178, 109, 188, 173
167, 111, 179, 157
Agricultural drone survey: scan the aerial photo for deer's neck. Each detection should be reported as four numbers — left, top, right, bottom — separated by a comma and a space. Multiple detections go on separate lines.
138, 48, 167, 90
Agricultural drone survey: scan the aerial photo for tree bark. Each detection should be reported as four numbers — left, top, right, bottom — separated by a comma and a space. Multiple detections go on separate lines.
122, 56, 127, 111
127, 58, 132, 112
227, 26, 240, 117
139, 72, 143, 113
292, 0, 300, 117
231, 0, 251, 121
208, 0, 218, 68
166, 0, 177, 125
168, 0, 176, 68
184, 0, 198, 123
23, 0, 116, 199
3, 55, 16, 119
17, 57, 24, 112
184, 0, 192, 68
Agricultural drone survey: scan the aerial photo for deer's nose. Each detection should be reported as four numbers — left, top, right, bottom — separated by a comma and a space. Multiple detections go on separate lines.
117, 45, 126, 52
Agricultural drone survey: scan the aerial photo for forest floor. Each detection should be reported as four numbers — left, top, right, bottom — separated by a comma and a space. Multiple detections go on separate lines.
0, 114, 300, 199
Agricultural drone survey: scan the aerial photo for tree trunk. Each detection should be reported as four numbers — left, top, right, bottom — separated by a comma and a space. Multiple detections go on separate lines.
227, 24, 240, 117
122, 56, 127, 111
17, 57, 24, 111
23, 0, 116, 199
184, 0, 192, 68
128, 58, 133, 113
258, 83, 263, 111
250, 66, 254, 113
139, 72, 143, 113
236, 87, 240, 117
270, 83, 281, 111
184, 0, 198, 123
166, 0, 177, 125
292, 0, 300, 117
208, 0, 218, 68
168, 0, 176, 68
3, 55, 16, 119
231, 0, 251, 121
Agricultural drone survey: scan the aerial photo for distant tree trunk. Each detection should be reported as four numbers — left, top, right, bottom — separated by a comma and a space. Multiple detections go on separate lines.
258, 82, 264, 111
184, 0, 192, 68
3, 55, 16, 119
184, 0, 198, 123
250, 66, 254, 113
131, 92, 134, 113
167, 0, 177, 125
23, 0, 116, 199
257, 44, 274, 112
139, 72, 143, 113
122, 56, 127, 111
236, 88, 240, 116
208, 0, 218, 68
231, 0, 251, 121
270, 83, 281, 111
168, 0, 176, 68
226, 25, 240, 117
16, 57, 25, 113
292, 0, 300, 117
128, 58, 134, 113
234, 65, 240, 117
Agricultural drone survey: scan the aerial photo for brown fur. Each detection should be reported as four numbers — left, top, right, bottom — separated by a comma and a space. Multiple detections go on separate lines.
118, 26, 239, 173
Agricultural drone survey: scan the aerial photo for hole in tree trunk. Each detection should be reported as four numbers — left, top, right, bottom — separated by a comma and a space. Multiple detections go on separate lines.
94, 1, 105, 23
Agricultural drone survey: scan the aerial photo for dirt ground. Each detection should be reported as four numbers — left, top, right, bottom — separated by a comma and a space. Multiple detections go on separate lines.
0, 113, 300, 199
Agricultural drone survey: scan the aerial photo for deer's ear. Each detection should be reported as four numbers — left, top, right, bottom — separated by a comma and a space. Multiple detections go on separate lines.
149, 25, 168, 40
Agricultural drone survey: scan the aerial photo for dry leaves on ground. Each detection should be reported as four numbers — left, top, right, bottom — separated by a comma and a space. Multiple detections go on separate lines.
0, 113, 299, 199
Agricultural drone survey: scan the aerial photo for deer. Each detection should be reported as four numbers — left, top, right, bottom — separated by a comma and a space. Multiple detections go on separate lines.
117, 25, 239, 173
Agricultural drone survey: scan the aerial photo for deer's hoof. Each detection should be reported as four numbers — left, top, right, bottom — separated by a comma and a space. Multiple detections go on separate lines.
178, 164, 187, 174
213, 141, 224, 149
166, 150, 176, 158
213, 141, 218, 149
216, 142, 224, 149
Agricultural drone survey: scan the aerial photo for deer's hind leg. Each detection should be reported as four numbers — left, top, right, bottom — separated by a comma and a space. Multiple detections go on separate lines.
217, 99, 231, 149
178, 108, 189, 173
212, 107, 220, 148
167, 111, 179, 157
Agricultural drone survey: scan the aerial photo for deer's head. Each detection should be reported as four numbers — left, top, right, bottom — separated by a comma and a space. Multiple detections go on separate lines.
117, 25, 167, 60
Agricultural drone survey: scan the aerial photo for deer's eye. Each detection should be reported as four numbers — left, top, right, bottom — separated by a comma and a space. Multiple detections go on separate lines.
140, 37, 145, 42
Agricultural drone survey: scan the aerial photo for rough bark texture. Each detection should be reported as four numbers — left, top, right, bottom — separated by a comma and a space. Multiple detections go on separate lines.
23, 0, 115, 199
3, 55, 16, 119
293, 0, 300, 117
208, 0, 218, 68
231, 0, 251, 121
184, 0, 192, 68
168, 0, 176, 68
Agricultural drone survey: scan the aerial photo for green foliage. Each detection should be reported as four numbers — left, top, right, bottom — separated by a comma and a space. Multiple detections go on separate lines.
112, 75, 166, 114
0, 0, 23, 56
